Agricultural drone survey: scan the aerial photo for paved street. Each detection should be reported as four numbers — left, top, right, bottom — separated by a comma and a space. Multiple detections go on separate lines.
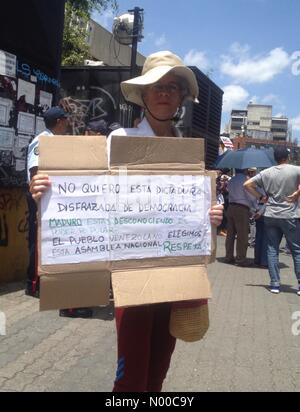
0, 237, 300, 392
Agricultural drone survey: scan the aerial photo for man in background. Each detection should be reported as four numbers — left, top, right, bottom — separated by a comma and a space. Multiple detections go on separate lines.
244, 146, 300, 295
225, 169, 257, 267
27, 107, 69, 181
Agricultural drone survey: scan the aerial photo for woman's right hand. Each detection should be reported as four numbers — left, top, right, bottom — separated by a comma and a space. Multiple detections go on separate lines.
29, 174, 51, 202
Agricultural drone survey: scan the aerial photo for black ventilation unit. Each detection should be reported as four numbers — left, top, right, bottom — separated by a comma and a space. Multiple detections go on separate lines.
179, 67, 224, 169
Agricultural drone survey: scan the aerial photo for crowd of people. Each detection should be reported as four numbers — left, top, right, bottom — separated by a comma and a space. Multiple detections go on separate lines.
216, 147, 300, 296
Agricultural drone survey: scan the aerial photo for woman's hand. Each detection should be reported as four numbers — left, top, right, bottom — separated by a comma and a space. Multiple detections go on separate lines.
209, 204, 223, 227
29, 174, 51, 202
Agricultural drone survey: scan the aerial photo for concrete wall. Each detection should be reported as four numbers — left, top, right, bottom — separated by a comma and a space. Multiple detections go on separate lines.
87, 20, 145, 67
247, 105, 272, 131
0, 188, 28, 283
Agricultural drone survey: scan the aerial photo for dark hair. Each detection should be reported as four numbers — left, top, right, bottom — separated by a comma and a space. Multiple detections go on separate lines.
86, 119, 108, 135
274, 146, 289, 163
107, 122, 121, 136
43, 107, 68, 130
44, 117, 58, 129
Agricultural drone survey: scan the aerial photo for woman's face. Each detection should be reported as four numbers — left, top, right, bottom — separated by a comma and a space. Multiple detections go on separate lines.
142, 74, 185, 120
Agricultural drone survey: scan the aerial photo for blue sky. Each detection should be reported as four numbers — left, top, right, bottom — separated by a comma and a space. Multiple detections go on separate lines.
94, 0, 300, 141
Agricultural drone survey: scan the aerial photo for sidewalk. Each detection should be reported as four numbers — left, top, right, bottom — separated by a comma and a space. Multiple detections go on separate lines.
0, 237, 300, 392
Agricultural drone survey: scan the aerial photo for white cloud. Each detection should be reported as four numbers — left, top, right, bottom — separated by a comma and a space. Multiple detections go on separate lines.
222, 85, 250, 113
184, 50, 210, 72
290, 115, 300, 132
221, 46, 291, 84
155, 34, 167, 48
261, 94, 281, 105
229, 42, 251, 57
142, 32, 155, 45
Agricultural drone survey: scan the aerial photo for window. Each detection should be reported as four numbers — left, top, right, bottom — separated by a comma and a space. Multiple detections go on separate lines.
271, 128, 287, 133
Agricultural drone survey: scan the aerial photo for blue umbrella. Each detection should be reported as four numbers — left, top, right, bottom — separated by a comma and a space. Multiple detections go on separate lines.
213, 147, 276, 169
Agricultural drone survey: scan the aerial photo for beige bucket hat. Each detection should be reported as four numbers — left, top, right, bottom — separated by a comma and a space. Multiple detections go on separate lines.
121, 50, 199, 107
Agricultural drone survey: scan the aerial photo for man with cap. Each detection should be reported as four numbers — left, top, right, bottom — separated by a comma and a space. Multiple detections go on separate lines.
27, 107, 69, 181
244, 146, 300, 295
29, 51, 223, 391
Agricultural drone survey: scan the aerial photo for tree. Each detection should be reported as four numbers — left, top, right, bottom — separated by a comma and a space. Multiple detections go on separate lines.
62, 0, 118, 66
68, 0, 118, 14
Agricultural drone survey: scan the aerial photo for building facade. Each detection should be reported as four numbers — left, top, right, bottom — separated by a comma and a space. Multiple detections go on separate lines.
229, 104, 289, 142
87, 19, 146, 67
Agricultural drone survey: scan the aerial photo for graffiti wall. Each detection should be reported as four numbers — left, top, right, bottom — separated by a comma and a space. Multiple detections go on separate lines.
60, 66, 142, 134
0, 188, 29, 282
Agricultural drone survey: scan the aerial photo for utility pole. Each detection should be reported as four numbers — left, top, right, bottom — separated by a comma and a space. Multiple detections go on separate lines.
127, 7, 144, 126
129, 7, 144, 79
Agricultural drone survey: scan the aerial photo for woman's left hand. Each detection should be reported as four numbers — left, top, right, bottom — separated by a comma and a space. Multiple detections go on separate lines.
209, 204, 224, 227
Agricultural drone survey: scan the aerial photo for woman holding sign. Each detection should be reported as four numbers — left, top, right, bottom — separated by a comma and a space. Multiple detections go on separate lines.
30, 51, 223, 392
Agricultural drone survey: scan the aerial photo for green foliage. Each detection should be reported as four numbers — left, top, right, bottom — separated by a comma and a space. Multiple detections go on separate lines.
62, 0, 118, 66
67, 0, 118, 14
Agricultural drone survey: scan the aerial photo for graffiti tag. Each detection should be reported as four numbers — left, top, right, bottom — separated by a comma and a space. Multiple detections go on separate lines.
0, 193, 23, 211
0, 214, 8, 247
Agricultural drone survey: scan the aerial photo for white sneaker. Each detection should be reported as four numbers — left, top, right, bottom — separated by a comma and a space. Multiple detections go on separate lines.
297, 288, 300, 296
270, 287, 280, 294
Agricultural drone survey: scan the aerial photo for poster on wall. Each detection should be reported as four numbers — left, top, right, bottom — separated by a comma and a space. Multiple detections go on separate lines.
17, 134, 31, 148
17, 112, 35, 135
0, 97, 13, 126
0, 50, 16, 78
36, 116, 46, 135
0, 127, 15, 169
39, 90, 52, 113
0, 75, 17, 102
17, 79, 36, 106
15, 158, 26, 172
0, 126, 15, 149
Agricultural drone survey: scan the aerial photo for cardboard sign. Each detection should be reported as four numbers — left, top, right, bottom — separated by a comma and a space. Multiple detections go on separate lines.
40, 174, 212, 265
38, 135, 216, 310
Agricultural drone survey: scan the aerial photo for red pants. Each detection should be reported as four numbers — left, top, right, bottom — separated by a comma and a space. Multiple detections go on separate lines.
113, 303, 176, 392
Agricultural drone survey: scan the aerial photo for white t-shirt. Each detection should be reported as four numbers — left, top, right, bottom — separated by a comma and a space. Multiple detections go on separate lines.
251, 164, 300, 219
